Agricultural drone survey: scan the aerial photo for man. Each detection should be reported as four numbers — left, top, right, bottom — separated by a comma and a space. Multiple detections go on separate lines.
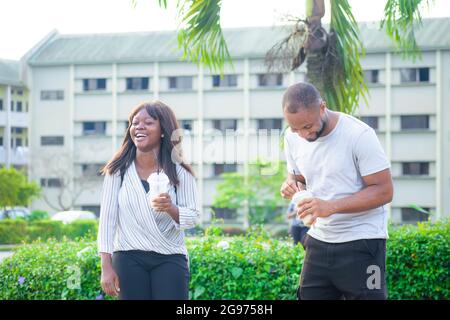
280, 82, 393, 300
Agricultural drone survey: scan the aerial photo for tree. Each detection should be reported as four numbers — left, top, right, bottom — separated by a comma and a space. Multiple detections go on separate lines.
212, 160, 288, 225
0, 166, 40, 210
145, 0, 432, 114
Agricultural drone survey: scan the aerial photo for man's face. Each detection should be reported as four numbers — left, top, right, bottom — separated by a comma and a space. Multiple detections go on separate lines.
283, 102, 327, 142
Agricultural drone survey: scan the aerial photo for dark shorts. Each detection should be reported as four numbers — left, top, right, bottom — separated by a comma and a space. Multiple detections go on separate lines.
112, 250, 190, 300
298, 234, 387, 300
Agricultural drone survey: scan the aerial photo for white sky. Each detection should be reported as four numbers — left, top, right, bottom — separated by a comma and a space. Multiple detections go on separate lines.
0, 0, 449, 60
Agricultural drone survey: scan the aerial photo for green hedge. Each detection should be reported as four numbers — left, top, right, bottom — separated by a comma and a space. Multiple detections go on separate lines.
0, 219, 98, 244
0, 220, 448, 300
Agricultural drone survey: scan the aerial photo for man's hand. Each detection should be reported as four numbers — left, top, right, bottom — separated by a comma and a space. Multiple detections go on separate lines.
280, 179, 304, 200
297, 198, 335, 225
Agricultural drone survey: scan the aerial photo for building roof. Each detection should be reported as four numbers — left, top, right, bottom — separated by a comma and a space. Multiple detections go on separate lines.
27, 17, 450, 66
0, 59, 22, 85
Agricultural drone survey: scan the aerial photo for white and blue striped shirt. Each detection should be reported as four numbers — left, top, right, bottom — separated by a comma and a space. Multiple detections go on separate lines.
97, 160, 200, 256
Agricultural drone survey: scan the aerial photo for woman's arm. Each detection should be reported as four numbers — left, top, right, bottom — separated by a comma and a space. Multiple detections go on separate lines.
97, 172, 120, 254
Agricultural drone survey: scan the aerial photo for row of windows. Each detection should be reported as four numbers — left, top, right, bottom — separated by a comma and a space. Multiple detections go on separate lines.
364, 67, 430, 84
361, 115, 430, 130
0, 137, 28, 147
0, 99, 28, 112
37, 67, 431, 101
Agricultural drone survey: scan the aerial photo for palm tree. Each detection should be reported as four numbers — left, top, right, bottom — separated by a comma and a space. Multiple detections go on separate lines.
140, 0, 433, 114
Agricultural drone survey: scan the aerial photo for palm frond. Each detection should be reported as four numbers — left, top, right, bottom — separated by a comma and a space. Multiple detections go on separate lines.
327, 0, 368, 114
176, 0, 232, 74
381, 0, 431, 61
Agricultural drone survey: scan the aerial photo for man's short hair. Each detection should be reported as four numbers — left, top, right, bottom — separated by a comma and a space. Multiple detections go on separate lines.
282, 82, 322, 113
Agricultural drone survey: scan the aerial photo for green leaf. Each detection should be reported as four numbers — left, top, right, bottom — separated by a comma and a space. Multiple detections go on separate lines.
231, 267, 243, 279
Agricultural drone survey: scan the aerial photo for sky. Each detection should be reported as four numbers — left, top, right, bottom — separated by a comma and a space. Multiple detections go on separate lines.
0, 0, 449, 60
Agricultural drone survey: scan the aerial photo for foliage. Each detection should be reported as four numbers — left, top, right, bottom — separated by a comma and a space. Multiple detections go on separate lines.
0, 219, 98, 244
212, 160, 288, 225
0, 166, 40, 209
1, 220, 448, 300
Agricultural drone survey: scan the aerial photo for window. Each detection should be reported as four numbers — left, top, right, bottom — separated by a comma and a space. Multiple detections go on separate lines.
401, 207, 430, 223
361, 116, 379, 130
41, 136, 64, 146
213, 119, 237, 132
12, 127, 24, 134
180, 120, 193, 132
402, 162, 429, 176
83, 122, 106, 135
126, 77, 149, 90
15, 138, 23, 147
212, 75, 238, 88
401, 115, 429, 130
0, 99, 3, 111
212, 207, 237, 220
0, 137, 3, 146
17, 89, 23, 96
364, 70, 379, 84
16, 102, 22, 112
81, 206, 101, 217
11, 101, 14, 111
82, 164, 103, 176
41, 90, 64, 100
213, 163, 237, 176
257, 119, 282, 131
40, 178, 63, 188
168, 76, 193, 90
258, 73, 283, 87
83, 78, 106, 91
400, 68, 429, 83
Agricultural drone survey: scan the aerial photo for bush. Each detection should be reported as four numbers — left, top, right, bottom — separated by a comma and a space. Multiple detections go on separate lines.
26, 210, 50, 222
386, 219, 450, 299
0, 220, 27, 244
64, 220, 98, 241
27, 220, 65, 242
0, 220, 448, 300
0, 219, 99, 244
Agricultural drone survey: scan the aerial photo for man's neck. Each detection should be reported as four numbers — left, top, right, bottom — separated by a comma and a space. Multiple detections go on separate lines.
320, 109, 339, 137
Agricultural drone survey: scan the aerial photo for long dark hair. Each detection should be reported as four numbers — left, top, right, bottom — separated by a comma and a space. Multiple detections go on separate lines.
101, 100, 195, 186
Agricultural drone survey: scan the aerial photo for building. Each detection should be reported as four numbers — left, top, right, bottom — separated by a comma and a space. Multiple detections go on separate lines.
18, 18, 450, 224
0, 58, 29, 172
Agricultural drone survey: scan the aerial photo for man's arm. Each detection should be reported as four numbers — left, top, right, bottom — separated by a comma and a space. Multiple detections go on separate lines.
298, 169, 393, 222
281, 173, 307, 199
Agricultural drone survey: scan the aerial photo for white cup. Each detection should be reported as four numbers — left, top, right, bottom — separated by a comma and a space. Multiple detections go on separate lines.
147, 172, 170, 209
292, 190, 314, 227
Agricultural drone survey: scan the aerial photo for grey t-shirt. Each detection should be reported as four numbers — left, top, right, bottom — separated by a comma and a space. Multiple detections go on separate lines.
284, 112, 391, 243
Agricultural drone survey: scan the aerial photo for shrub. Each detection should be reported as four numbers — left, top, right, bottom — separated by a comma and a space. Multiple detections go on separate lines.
26, 210, 50, 222
0, 220, 27, 244
64, 220, 98, 241
0, 220, 448, 300
0, 219, 99, 244
27, 220, 65, 242
386, 219, 450, 299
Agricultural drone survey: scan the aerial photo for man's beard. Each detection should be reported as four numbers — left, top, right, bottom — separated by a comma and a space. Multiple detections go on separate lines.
306, 116, 327, 142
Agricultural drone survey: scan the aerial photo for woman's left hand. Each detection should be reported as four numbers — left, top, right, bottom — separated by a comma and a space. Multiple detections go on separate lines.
151, 193, 175, 212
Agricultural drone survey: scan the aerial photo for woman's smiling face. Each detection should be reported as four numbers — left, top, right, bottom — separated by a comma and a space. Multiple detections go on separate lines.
130, 108, 162, 152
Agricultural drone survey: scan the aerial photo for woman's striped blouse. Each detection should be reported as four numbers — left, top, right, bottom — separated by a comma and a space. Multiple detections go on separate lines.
97, 160, 199, 256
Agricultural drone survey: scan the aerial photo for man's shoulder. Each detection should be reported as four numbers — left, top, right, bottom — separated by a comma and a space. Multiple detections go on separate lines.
339, 113, 372, 136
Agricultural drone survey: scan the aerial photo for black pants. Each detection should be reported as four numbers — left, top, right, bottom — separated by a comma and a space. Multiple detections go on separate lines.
298, 235, 387, 300
112, 250, 190, 300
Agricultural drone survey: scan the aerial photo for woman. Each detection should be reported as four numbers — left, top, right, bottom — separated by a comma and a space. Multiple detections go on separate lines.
97, 100, 199, 300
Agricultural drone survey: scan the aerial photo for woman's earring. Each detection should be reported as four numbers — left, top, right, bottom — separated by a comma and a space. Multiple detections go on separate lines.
161, 134, 164, 138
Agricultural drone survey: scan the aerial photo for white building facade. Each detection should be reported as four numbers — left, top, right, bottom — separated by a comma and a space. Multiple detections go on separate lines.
21, 18, 450, 224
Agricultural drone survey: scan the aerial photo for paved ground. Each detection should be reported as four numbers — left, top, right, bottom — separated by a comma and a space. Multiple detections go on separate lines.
0, 251, 14, 263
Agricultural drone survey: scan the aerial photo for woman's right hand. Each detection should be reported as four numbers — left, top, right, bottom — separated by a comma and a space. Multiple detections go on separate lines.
101, 264, 120, 297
